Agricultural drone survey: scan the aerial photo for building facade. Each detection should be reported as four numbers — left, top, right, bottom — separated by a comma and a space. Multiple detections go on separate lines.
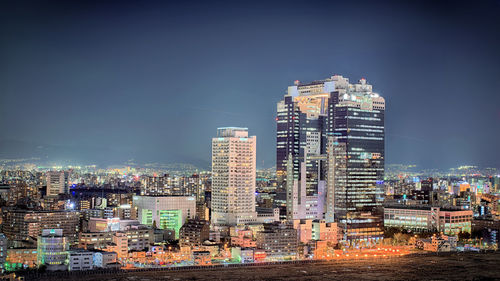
79, 226, 152, 251
211, 127, 257, 226
256, 222, 298, 260
133, 195, 195, 238
68, 251, 93, 271
2, 209, 80, 244
293, 219, 338, 245
384, 206, 473, 235
5, 248, 37, 271
37, 229, 69, 271
93, 251, 118, 268
179, 219, 210, 247
46, 171, 69, 196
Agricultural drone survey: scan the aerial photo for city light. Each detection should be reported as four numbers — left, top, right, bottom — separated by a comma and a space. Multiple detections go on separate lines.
0, 1, 498, 279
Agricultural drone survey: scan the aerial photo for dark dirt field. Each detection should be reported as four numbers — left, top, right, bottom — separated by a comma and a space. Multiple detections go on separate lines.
33, 252, 500, 281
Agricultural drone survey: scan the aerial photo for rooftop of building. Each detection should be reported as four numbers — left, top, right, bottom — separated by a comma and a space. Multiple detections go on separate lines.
69, 250, 94, 254
217, 127, 248, 131
2, 207, 80, 213
216, 127, 250, 138
383, 204, 469, 212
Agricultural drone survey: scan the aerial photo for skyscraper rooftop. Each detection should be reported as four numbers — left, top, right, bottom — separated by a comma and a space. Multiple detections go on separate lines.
217, 127, 249, 138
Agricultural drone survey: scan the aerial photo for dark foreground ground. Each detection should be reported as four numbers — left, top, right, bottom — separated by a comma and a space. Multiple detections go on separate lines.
33, 252, 500, 281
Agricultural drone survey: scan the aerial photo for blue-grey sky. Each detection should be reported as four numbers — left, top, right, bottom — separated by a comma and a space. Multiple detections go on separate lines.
1, 0, 499, 169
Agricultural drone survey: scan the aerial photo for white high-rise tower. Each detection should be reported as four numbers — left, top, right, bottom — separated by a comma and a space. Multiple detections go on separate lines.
211, 127, 257, 227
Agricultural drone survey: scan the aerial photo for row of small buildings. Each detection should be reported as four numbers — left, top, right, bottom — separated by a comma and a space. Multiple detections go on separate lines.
0, 229, 119, 272
0, 217, 339, 272
0, 205, 486, 273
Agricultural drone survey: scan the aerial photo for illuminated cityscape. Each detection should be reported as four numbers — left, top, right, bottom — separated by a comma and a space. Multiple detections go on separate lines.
0, 73, 498, 280
1, 0, 500, 280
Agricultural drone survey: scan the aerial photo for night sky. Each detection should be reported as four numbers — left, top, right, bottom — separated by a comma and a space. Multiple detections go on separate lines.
1, 0, 500, 169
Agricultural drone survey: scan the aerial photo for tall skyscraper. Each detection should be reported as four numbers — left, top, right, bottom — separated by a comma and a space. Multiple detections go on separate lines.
211, 127, 257, 227
277, 75, 385, 244
46, 171, 69, 196
327, 77, 385, 244
277, 79, 333, 220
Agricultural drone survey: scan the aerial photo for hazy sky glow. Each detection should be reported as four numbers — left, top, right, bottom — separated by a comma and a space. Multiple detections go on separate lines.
1, 0, 500, 169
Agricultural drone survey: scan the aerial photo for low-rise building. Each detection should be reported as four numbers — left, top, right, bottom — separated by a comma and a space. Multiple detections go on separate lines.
192, 251, 211, 265
79, 232, 112, 250
68, 251, 93, 271
415, 234, 457, 252
5, 248, 37, 271
255, 208, 281, 224
253, 249, 266, 262
93, 251, 118, 268
2, 209, 80, 245
133, 195, 196, 239
79, 226, 152, 251
179, 219, 210, 247
88, 218, 140, 232
37, 229, 69, 271
195, 241, 221, 257
230, 228, 256, 248
154, 228, 176, 243
384, 206, 472, 235
126, 226, 153, 251
107, 232, 128, 260
231, 247, 254, 263
128, 250, 147, 263
293, 219, 338, 246
306, 240, 329, 259
256, 222, 298, 260
472, 217, 500, 245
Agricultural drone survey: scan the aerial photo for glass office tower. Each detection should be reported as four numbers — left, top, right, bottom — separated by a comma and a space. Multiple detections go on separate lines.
277, 80, 332, 220
327, 77, 385, 245
277, 75, 385, 245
